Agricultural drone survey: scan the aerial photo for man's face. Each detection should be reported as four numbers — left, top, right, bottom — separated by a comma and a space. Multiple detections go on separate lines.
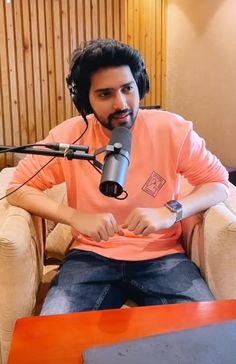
89, 66, 140, 131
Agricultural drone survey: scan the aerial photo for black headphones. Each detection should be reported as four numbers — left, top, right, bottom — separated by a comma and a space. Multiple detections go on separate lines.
137, 64, 150, 100
66, 47, 150, 116
66, 73, 89, 117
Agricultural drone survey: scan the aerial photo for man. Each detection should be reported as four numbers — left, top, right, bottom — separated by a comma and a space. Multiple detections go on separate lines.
7, 39, 229, 315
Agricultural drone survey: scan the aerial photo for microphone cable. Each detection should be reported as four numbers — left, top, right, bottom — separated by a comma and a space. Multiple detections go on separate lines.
0, 120, 89, 201
86, 160, 128, 200
0, 120, 129, 201
0, 143, 52, 154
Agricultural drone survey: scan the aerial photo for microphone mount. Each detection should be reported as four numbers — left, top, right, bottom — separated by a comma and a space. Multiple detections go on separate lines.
0, 143, 124, 172
1, 125, 131, 200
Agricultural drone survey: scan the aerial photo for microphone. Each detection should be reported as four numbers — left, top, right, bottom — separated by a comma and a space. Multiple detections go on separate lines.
99, 127, 132, 197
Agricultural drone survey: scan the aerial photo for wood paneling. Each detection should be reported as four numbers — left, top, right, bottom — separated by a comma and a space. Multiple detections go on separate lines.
126, 0, 164, 107
0, 0, 164, 169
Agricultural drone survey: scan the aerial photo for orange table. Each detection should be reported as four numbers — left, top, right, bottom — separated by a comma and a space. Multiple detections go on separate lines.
8, 300, 236, 364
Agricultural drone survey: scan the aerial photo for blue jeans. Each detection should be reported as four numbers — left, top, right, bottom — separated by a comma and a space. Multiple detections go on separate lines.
40, 250, 214, 315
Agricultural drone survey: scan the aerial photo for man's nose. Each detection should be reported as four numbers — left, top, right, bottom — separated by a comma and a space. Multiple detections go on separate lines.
113, 92, 127, 110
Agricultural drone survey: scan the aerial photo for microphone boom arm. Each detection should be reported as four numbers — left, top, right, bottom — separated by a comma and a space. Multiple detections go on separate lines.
0, 143, 124, 171
1, 126, 131, 199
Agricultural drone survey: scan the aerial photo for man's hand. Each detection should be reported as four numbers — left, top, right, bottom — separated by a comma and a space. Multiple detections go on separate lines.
70, 210, 123, 242
122, 207, 176, 236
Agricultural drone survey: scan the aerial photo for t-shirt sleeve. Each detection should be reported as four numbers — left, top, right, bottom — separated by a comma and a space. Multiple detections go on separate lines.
177, 128, 229, 189
8, 132, 65, 191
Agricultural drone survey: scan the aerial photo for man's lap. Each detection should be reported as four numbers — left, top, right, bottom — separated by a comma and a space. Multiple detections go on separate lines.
40, 249, 214, 315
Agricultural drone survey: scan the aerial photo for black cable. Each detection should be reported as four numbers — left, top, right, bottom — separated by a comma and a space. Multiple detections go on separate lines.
87, 160, 102, 175
1, 119, 128, 201
87, 161, 128, 200
0, 143, 49, 154
115, 190, 128, 200
0, 157, 57, 200
0, 120, 89, 201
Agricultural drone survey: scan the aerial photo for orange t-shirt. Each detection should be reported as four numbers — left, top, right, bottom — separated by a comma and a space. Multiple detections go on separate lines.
8, 110, 229, 260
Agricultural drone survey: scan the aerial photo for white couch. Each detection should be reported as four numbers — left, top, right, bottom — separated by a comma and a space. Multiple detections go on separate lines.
1, 167, 236, 364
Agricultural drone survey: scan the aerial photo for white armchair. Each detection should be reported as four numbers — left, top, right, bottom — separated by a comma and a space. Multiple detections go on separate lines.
1, 166, 236, 364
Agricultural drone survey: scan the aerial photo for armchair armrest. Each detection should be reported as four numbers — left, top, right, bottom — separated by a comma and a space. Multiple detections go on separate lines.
180, 179, 236, 300
197, 202, 236, 299
181, 204, 236, 300
0, 168, 45, 364
0, 206, 44, 364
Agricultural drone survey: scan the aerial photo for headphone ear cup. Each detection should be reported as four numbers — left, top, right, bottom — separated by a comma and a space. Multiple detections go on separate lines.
71, 88, 82, 113
138, 69, 150, 100
66, 74, 93, 116
71, 88, 93, 116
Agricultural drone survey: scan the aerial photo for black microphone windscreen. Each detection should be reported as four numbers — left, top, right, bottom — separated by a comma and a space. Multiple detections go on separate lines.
99, 126, 132, 198
110, 127, 131, 153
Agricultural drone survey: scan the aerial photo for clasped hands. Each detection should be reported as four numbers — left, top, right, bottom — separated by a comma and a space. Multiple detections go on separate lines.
71, 207, 177, 242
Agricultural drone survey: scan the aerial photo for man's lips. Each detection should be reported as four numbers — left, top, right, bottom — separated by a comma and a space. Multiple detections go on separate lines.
111, 112, 131, 120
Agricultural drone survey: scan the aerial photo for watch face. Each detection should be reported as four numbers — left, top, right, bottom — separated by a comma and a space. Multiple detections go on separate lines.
168, 200, 182, 210
165, 200, 183, 222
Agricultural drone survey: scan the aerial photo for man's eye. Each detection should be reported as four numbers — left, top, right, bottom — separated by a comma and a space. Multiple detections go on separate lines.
123, 86, 133, 92
98, 91, 111, 98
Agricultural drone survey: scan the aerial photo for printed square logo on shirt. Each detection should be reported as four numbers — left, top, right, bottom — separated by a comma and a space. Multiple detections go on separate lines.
142, 171, 166, 197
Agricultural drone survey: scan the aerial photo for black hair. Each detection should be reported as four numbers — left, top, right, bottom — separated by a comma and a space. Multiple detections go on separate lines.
66, 38, 150, 116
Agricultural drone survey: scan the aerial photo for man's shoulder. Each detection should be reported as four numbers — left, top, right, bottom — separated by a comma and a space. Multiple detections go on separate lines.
138, 109, 192, 130
49, 115, 92, 141
53, 115, 85, 130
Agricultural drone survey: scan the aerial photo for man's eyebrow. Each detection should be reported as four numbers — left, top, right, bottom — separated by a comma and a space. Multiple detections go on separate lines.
94, 81, 135, 93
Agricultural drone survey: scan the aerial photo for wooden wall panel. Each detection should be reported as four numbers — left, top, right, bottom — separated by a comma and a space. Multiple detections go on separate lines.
0, 57, 5, 168
0, 0, 126, 168
126, 0, 163, 107
0, 0, 164, 169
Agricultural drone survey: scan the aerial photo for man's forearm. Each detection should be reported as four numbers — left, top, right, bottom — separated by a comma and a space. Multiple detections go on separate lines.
6, 185, 122, 242
179, 182, 229, 220
6, 186, 75, 226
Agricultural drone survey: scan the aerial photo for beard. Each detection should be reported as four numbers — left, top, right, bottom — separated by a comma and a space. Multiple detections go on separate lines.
93, 108, 138, 131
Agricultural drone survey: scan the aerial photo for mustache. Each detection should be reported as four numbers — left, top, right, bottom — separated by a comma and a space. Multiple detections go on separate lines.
108, 109, 132, 120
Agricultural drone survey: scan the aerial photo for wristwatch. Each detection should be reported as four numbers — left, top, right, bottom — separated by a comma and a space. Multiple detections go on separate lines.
165, 200, 183, 223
